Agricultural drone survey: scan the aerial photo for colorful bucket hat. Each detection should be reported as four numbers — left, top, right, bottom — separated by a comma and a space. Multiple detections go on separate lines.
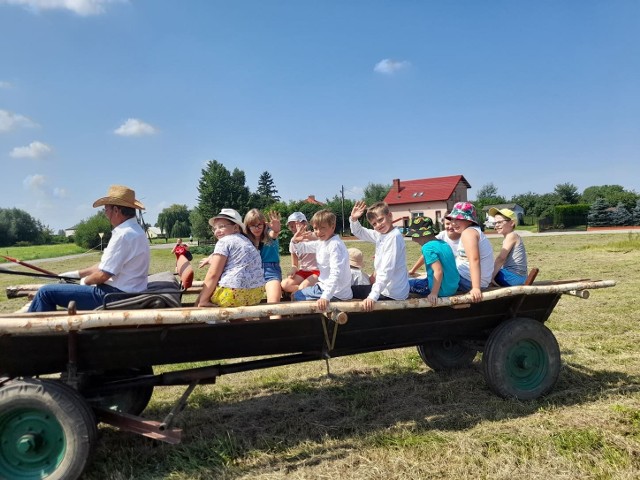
446, 202, 479, 225
405, 216, 439, 238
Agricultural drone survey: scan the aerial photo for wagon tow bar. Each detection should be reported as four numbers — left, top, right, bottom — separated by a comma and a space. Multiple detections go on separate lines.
320, 308, 348, 377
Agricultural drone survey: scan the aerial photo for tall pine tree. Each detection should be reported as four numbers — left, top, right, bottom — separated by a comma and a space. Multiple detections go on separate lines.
196, 160, 250, 237
587, 198, 611, 227
611, 202, 632, 226
253, 171, 280, 209
632, 199, 640, 226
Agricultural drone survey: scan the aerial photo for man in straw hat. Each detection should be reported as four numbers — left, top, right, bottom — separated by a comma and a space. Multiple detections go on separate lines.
28, 185, 150, 312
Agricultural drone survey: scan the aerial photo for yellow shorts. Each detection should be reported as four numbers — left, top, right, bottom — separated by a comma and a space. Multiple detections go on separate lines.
211, 285, 265, 307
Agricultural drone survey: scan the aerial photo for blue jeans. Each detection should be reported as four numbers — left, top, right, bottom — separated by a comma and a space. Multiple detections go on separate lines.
263, 262, 282, 282
28, 283, 123, 312
408, 278, 431, 296
458, 276, 472, 292
293, 284, 344, 302
494, 269, 527, 286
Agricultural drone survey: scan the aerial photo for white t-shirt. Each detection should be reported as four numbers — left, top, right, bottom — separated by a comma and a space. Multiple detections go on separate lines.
99, 217, 150, 292
436, 231, 460, 256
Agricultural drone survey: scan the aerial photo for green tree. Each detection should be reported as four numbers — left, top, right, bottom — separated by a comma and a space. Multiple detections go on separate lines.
474, 183, 506, 214
74, 212, 113, 249
0, 208, 48, 247
255, 171, 280, 208
554, 182, 580, 204
363, 182, 391, 205
611, 202, 632, 226
196, 160, 251, 237
509, 192, 540, 216
325, 195, 355, 235
587, 198, 611, 227
189, 207, 209, 240
581, 185, 638, 211
156, 204, 191, 238
633, 199, 640, 226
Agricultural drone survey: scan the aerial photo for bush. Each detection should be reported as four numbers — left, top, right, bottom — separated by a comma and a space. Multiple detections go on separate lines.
74, 212, 112, 249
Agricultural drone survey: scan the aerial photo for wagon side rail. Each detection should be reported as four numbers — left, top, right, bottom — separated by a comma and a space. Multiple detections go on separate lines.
0, 279, 616, 336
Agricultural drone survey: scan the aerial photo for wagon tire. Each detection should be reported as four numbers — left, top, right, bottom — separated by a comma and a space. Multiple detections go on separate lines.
0, 378, 96, 480
417, 340, 477, 371
82, 366, 154, 415
482, 317, 561, 400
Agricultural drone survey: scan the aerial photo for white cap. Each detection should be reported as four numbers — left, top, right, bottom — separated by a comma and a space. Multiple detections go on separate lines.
287, 212, 307, 224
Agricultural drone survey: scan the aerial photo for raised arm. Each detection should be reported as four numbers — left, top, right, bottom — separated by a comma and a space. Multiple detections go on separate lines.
266, 211, 281, 240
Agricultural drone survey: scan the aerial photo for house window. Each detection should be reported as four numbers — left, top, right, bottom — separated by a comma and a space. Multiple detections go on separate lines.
435, 211, 441, 222
412, 211, 423, 218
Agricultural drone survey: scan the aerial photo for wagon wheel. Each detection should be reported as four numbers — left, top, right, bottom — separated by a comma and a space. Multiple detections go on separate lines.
417, 340, 477, 371
81, 366, 154, 416
482, 317, 561, 400
0, 378, 97, 480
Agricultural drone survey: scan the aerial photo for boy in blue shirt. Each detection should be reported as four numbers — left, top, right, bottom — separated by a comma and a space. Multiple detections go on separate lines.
407, 216, 459, 305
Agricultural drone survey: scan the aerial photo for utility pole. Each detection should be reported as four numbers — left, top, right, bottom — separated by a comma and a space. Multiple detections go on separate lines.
341, 185, 345, 236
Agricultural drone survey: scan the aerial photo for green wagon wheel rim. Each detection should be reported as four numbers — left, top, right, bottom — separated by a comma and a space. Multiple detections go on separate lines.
0, 407, 65, 479
504, 339, 549, 391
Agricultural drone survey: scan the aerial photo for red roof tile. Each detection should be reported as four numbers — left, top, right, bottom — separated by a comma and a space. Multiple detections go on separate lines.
383, 175, 471, 205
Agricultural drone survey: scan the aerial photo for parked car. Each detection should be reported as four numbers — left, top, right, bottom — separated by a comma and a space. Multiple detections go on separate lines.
484, 216, 495, 230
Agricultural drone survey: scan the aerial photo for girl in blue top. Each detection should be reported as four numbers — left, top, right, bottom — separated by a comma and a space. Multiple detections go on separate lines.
244, 208, 283, 303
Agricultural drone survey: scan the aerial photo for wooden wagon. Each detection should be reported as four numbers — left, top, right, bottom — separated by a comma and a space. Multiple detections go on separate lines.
0, 274, 615, 479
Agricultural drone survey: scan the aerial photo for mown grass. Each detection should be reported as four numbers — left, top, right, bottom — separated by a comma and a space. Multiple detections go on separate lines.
1, 233, 639, 479
0, 243, 87, 263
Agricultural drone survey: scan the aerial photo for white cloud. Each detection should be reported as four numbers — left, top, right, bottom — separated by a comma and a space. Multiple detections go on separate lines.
10, 140, 52, 159
23, 174, 47, 192
53, 187, 68, 198
374, 58, 411, 75
0, 109, 37, 132
0, 0, 125, 16
114, 118, 158, 137
0, 81, 12, 89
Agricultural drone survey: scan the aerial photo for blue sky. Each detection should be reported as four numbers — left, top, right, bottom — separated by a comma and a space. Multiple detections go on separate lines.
1, 0, 638, 231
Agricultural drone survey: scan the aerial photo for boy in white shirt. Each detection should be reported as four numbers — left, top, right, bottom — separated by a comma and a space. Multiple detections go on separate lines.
291, 210, 353, 311
349, 201, 410, 312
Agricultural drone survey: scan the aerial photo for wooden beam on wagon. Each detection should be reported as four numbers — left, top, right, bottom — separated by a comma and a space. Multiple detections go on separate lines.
0, 280, 616, 336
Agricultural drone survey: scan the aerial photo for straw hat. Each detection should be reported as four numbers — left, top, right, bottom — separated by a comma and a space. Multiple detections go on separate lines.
93, 185, 145, 210
208, 208, 245, 232
348, 248, 364, 269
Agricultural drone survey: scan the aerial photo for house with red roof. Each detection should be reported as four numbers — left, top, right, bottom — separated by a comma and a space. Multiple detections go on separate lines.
383, 175, 471, 230
303, 194, 325, 205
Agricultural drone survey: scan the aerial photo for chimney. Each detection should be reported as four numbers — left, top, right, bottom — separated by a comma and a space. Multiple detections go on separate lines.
392, 178, 401, 193
309, 195, 316, 202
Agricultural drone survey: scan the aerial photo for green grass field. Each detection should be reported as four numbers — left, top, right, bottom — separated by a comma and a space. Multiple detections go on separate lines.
1, 234, 639, 479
